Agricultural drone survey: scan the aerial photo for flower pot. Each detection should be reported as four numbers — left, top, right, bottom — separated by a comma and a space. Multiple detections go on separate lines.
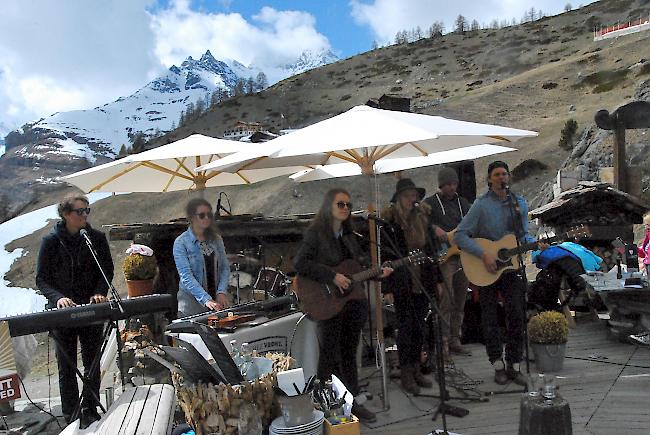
126, 279, 154, 298
531, 342, 566, 372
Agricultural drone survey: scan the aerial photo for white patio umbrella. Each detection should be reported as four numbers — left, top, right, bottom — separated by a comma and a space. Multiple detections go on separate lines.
195, 105, 537, 408
62, 134, 249, 193
290, 144, 516, 182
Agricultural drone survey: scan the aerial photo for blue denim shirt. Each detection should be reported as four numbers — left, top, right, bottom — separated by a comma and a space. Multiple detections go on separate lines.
173, 228, 230, 315
454, 190, 536, 258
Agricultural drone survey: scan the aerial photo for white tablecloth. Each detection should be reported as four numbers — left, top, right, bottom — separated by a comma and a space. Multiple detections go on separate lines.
172, 311, 320, 379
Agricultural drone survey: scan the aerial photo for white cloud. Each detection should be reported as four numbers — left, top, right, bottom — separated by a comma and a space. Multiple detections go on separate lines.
350, 0, 597, 43
0, 0, 332, 134
150, 1, 331, 81
0, 0, 162, 131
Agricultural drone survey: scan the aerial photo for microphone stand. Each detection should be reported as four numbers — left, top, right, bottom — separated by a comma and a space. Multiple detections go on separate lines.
377, 212, 471, 435
504, 185, 532, 376
80, 230, 128, 397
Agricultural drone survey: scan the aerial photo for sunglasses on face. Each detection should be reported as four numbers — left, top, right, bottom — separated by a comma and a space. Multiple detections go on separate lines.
336, 201, 353, 210
72, 207, 91, 216
195, 212, 214, 220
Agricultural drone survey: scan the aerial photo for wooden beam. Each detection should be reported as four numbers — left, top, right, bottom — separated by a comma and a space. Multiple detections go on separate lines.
613, 114, 626, 192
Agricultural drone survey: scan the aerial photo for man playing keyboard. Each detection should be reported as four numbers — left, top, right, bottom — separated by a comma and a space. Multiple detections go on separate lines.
36, 194, 114, 426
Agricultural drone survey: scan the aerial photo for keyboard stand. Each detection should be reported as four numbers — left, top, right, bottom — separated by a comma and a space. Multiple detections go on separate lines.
51, 314, 127, 428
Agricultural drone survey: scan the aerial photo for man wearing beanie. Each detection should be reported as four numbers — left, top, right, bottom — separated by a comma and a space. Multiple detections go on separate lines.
454, 160, 541, 386
424, 167, 471, 361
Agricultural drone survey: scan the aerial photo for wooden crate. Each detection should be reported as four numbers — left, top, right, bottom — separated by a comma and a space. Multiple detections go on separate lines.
324, 415, 360, 435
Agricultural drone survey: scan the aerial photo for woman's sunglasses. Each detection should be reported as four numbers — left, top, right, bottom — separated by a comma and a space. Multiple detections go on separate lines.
336, 201, 353, 210
195, 212, 214, 220
72, 207, 91, 216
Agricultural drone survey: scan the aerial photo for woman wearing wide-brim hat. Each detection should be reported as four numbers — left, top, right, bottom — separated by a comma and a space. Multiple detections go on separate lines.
381, 178, 442, 395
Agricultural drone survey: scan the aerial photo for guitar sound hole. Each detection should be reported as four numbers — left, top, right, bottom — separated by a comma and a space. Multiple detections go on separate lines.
497, 249, 509, 261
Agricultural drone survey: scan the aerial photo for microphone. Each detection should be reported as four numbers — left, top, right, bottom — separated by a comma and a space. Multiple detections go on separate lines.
80, 228, 92, 246
360, 211, 392, 226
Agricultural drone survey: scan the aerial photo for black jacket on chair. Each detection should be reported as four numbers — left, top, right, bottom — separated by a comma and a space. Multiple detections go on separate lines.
36, 221, 114, 308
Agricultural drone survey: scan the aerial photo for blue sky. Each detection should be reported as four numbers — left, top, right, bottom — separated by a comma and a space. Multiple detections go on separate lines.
0, 0, 598, 134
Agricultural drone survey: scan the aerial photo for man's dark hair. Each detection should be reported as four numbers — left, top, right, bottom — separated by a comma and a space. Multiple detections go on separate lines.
57, 194, 89, 219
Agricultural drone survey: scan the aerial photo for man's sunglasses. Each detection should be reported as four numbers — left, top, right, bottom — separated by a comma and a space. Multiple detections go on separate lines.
195, 212, 214, 219
336, 201, 353, 210
72, 207, 91, 216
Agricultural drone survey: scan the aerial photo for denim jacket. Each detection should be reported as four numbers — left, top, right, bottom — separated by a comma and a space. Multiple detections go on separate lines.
173, 228, 230, 316
454, 190, 536, 258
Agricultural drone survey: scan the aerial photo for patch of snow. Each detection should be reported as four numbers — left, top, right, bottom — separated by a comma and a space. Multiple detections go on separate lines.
0, 192, 113, 317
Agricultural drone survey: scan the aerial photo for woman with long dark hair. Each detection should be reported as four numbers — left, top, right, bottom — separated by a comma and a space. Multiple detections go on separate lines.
173, 198, 230, 317
294, 188, 390, 423
381, 178, 439, 395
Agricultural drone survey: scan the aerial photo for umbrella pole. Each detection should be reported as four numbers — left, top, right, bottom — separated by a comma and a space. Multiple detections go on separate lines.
366, 177, 390, 411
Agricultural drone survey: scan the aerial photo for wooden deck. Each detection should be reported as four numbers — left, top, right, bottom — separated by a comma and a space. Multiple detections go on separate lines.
359, 318, 650, 435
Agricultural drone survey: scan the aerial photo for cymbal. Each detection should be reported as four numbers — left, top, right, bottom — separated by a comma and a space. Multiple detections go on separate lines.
227, 254, 261, 271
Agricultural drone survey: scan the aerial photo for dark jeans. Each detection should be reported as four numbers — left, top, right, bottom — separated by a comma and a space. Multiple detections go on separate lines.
316, 299, 368, 396
394, 291, 429, 367
479, 271, 525, 365
52, 324, 104, 418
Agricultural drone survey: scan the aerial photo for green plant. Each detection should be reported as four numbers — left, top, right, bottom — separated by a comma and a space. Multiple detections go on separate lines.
123, 254, 157, 281
528, 311, 569, 344
558, 119, 578, 149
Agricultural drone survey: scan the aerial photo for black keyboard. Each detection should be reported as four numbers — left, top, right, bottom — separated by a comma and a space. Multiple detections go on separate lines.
1, 294, 174, 337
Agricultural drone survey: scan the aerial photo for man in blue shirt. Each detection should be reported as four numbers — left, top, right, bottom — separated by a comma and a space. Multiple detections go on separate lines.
454, 161, 541, 386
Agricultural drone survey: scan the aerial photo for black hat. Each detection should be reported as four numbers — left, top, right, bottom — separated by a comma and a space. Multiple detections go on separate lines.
391, 178, 425, 203
487, 160, 510, 176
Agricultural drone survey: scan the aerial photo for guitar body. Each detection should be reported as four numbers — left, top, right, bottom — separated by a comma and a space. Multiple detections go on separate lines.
293, 259, 367, 321
460, 234, 519, 286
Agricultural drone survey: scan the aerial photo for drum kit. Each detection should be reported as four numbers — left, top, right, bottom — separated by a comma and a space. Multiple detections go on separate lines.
227, 246, 290, 304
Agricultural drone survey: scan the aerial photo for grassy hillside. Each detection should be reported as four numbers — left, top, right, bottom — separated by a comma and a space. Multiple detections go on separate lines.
6, 0, 650, 291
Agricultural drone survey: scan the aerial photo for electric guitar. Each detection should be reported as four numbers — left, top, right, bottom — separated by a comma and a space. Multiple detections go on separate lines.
293, 250, 427, 321
460, 225, 591, 286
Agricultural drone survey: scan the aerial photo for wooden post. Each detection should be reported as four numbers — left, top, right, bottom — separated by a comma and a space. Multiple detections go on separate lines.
613, 114, 626, 192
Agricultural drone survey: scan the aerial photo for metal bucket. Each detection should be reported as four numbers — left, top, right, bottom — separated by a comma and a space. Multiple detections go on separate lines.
531, 342, 566, 372
276, 393, 315, 427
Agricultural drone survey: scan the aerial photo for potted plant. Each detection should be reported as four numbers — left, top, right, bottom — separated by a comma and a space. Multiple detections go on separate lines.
528, 311, 569, 372
123, 244, 157, 298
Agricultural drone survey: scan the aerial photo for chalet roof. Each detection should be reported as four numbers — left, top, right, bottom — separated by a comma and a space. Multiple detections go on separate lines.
529, 181, 648, 226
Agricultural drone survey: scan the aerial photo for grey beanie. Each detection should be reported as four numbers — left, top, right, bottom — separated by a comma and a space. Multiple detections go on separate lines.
438, 167, 459, 187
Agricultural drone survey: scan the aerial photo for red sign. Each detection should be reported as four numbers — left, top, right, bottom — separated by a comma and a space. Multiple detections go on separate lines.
0, 373, 21, 402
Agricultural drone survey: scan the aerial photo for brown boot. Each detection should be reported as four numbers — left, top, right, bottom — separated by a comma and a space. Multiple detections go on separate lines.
414, 367, 433, 388
400, 365, 420, 395
448, 339, 471, 356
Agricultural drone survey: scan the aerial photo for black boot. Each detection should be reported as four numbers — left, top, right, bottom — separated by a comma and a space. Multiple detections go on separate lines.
401, 365, 420, 395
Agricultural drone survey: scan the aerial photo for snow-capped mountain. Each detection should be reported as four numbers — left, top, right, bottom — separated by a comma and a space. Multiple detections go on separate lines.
281, 49, 339, 78
3, 49, 338, 165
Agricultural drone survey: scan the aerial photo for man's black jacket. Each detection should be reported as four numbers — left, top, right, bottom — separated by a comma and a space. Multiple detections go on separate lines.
36, 221, 114, 308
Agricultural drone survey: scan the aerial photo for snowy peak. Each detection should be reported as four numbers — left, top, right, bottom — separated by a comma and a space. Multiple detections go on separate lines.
283, 49, 339, 76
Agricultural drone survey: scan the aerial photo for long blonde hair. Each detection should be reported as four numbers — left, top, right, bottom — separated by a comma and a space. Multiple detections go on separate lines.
391, 198, 431, 250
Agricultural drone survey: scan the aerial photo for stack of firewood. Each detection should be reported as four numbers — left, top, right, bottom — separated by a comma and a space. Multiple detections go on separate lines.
173, 352, 295, 435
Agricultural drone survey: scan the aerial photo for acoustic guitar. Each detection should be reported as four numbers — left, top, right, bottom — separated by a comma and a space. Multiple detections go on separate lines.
460, 225, 591, 287
435, 229, 460, 263
293, 250, 427, 321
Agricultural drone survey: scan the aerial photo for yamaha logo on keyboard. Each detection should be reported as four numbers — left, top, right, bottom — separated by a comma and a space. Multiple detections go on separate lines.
71, 310, 96, 319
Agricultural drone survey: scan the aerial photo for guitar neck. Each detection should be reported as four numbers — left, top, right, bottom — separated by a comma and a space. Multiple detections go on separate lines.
504, 234, 563, 257
351, 257, 412, 283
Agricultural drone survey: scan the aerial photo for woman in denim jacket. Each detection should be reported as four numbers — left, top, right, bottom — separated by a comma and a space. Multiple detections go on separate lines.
173, 198, 230, 317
